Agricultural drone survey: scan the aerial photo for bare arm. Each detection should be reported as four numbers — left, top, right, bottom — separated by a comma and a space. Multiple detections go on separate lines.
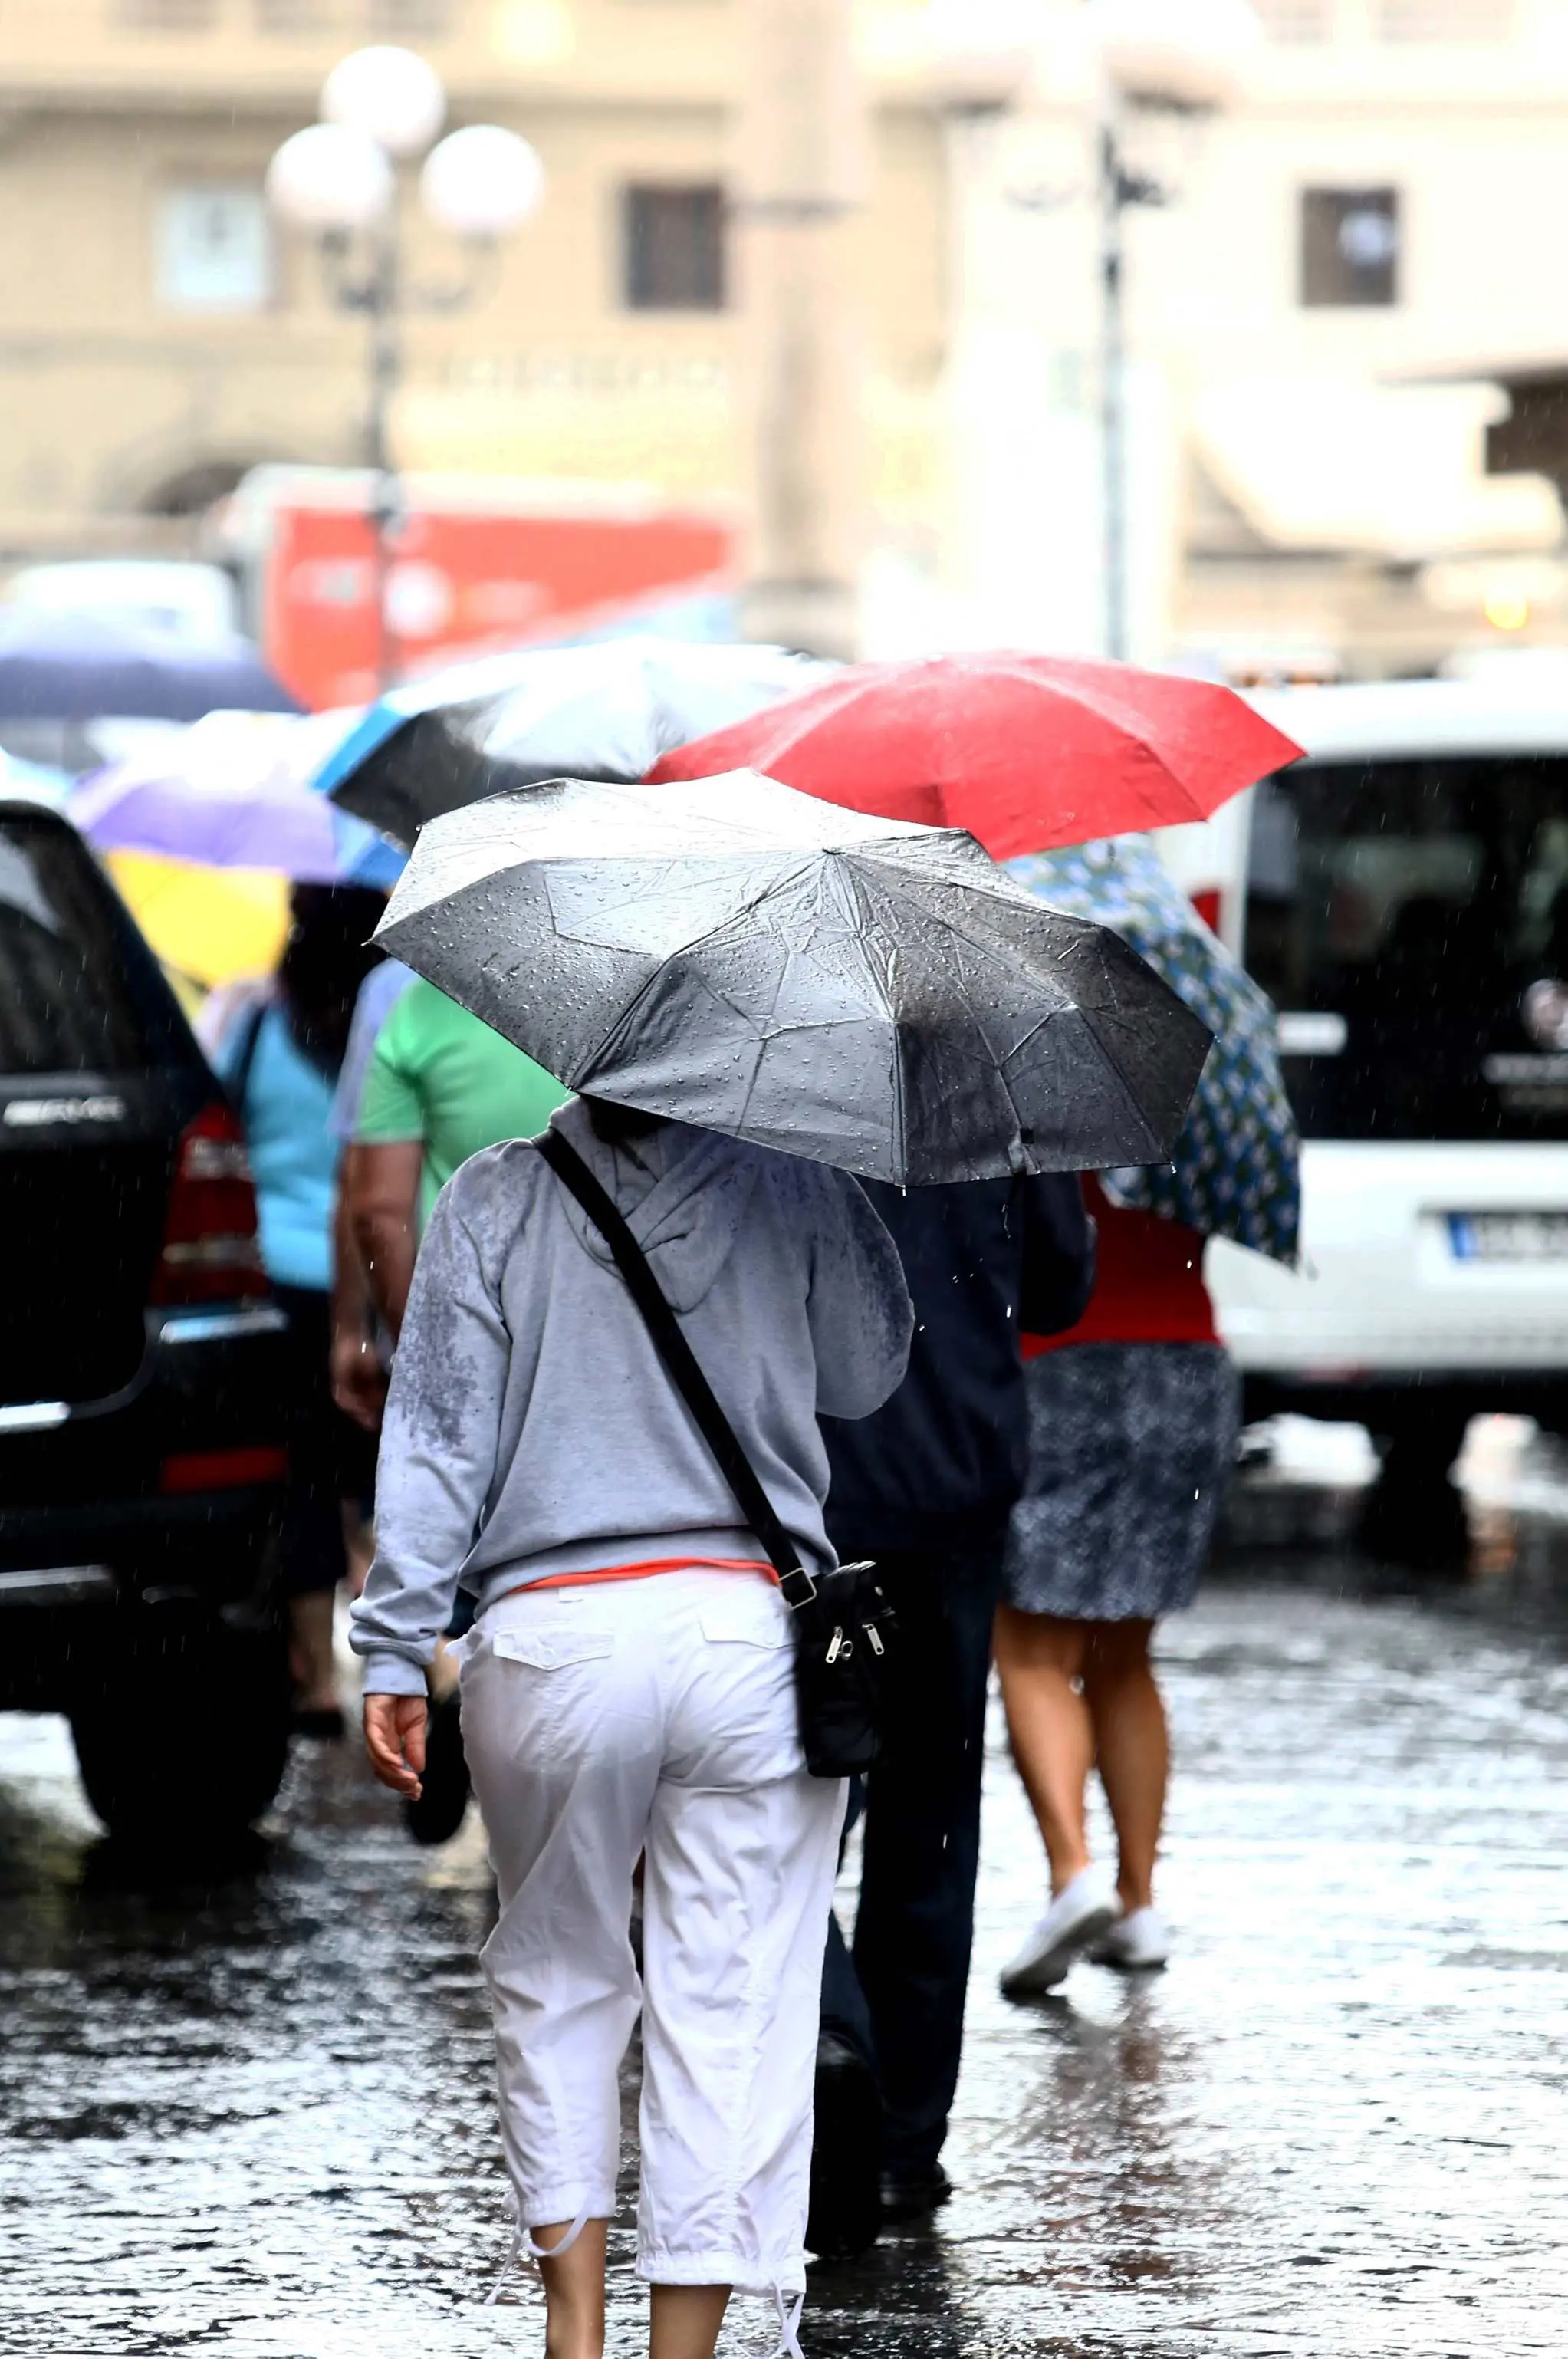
349, 1140, 424, 1343
352, 1170, 511, 1728
330, 1147, 388, 1431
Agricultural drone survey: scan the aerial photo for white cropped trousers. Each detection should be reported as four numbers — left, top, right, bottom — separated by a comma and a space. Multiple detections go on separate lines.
459, 1569, 846, 2295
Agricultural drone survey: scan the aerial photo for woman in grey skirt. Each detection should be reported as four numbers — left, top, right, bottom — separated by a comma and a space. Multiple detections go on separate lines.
993, 1178, 1240, 1996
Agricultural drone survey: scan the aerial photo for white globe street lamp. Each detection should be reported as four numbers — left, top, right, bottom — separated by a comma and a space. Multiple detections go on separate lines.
420, 124, 546, 241
321, 44, 447, 159
266, 48, 545, 687
266, 122, 395, 234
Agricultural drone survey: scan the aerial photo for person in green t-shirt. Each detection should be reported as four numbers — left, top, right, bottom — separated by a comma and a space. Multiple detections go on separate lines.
345, 979, 570, 1348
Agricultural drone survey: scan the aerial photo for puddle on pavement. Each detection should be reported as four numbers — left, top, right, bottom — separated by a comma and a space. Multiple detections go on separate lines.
3, 1541, 1568, 2357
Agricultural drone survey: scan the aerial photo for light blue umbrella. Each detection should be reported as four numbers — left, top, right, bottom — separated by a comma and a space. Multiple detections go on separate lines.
0, 749, 72, 808
1009, 835, 1300, 1264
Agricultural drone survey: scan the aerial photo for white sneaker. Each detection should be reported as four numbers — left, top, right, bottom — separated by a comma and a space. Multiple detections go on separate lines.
999, 1864, 1118, 1997
1091, 1906, 1170, 1971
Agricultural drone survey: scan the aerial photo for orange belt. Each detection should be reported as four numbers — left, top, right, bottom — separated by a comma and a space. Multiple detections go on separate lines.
502, 1554, 774, 1601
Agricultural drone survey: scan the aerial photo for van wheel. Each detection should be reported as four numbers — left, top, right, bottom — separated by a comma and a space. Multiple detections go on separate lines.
69, 1606, 291, 1848
1359, 1414, 1471, 1570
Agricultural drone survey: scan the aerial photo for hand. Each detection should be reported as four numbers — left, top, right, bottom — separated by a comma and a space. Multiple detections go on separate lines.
363, 1693, 427, 1799
331, 1325, 388, 1433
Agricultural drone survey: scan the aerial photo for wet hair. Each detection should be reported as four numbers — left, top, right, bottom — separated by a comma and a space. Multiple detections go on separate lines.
582, 1094, 664, 1145
278, 883, 386, 1078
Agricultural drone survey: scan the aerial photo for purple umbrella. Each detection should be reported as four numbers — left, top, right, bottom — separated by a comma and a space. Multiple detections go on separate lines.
70, 710, 403, 887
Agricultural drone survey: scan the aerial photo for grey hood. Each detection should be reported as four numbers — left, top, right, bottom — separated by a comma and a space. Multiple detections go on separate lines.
547, 1097, 762, 1314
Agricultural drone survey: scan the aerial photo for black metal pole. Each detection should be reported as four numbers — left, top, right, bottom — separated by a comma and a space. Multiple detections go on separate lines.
1100, 117, 1128, 665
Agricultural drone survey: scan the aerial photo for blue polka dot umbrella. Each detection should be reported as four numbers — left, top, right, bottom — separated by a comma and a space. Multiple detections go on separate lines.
1009, 836, 1300, 1265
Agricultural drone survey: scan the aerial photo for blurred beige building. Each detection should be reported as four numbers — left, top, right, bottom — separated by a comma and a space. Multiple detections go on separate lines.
8, 1, 1568, 676
0, 0, 946, 595
947, 0, 1568, 678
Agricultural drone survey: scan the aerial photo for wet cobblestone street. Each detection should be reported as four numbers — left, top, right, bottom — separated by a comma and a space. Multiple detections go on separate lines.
4, 1469, 1567, 2357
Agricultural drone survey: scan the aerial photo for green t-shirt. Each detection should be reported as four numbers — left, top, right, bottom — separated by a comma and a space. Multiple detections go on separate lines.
354, 979, 571, 1223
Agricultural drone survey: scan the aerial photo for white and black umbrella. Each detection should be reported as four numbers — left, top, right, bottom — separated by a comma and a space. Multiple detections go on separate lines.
373, 768, 1211, 1186
316, 637, 833, 850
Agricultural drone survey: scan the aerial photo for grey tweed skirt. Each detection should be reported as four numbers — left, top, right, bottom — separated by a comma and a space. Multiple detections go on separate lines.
1003, 1343, 1241, 1622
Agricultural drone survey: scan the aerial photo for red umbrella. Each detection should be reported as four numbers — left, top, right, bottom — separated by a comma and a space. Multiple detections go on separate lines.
647, 651, 1303, 858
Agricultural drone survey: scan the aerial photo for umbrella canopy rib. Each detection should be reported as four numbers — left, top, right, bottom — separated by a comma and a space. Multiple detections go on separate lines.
840, 863, 1171, 1176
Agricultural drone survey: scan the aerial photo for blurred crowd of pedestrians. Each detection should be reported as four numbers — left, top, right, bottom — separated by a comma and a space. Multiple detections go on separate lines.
160, 645, 1299, 2359
197, 886, 384, 1730
201, 893, 570, 1749
199, 866, 1250, 2304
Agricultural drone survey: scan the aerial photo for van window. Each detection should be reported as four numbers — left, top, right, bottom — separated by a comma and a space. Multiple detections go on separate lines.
1244, 755, 1568, 1141
0, 811, 192, 1076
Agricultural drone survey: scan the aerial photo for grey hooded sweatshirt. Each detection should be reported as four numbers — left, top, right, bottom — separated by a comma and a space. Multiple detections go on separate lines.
350, 1099, 914, 1697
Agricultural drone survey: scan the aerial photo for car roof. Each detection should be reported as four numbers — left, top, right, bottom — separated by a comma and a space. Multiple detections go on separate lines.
1248, 679, 1568, 764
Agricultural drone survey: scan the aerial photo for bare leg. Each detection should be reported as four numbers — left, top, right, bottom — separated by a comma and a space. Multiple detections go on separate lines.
287, 1587, 339, 1714
648, 2284, 731, 2359
993, 1607, 1093, 1894
1081, 1620, 1167, 1914
534, 2218, 608, 2359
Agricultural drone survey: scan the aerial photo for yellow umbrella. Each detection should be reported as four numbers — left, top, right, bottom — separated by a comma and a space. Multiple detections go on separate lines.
107, 849, 289, 1000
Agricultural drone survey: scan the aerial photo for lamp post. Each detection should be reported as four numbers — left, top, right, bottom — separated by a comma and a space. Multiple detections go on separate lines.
266, 47, 544, 689
1091, 0, 1261, 660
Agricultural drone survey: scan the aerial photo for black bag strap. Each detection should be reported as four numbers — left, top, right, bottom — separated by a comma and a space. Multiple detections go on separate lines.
536, 1127, 818, 1610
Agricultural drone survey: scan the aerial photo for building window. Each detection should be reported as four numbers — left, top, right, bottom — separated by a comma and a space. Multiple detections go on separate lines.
253, 1, 456, 29
254, 0, 334, 28
1300, 188, 1400, 308
369, 0, 455, 32
118, 0, 219, 25
156, 186, 272, 314
1374, 0, 1512, 37
1253, 0, 1333, 38
622, 185, 726, 313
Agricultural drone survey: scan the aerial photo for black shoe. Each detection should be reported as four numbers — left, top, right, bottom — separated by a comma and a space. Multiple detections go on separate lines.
806, 2032, 883, 2260
402, 1688, 471, 1846
879, 2163, 952, 2224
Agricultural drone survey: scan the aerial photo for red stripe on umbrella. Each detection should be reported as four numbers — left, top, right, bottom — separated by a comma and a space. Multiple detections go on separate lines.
647, 651, 1303, 858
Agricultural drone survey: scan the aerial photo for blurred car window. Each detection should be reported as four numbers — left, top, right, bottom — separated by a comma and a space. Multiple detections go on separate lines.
1245, 755, 1568, 1142
0, 811, 180, 1075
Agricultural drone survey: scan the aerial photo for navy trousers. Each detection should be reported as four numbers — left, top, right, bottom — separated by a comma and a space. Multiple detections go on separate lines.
820, 1542, 1007, 2180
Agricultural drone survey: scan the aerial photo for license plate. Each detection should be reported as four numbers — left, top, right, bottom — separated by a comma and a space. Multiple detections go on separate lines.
1448, 1212, 1568, 1262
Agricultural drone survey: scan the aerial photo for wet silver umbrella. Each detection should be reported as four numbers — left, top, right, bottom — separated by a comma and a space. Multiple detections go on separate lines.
317, 637, 833, 850
373, 768, 1211, 1185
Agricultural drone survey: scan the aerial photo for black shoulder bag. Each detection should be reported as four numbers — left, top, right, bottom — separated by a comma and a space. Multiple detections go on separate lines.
536, 1128, 896, 1779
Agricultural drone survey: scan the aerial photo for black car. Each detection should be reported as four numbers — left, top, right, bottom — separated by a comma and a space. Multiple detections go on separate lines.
1, 795, 292, 1844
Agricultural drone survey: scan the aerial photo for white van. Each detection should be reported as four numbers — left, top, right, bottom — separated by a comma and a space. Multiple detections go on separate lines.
1169, 679, 1568, 1548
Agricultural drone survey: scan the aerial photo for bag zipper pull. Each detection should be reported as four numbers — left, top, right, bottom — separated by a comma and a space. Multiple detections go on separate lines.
863, 1623, 885, 1657
826, 1626, 848, 1665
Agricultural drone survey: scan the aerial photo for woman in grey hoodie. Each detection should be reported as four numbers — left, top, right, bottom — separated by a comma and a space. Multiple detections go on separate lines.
352, 1096, 912, 2359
